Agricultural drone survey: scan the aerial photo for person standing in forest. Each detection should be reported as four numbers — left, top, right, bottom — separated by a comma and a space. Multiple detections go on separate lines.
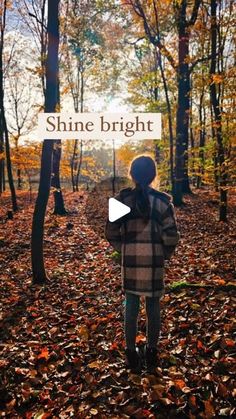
105, 155, 180, 373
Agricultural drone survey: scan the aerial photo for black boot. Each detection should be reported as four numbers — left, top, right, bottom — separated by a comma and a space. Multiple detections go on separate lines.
145, 346, 158, 371
125, 348, 142, 374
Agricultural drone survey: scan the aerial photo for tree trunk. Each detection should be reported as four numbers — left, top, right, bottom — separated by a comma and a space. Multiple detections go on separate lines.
75, 139, 83, 191
75, 69, 84, 191
210, 104, 218, 191
174, 6, 192, 204
17, 168, 22, 189
0, 144, 4, 195
31, 0, 60, 284
2, 158, 5, 191
52, 140, 67, 215
40, 0, 47, 99
210, 0, 227, 221
156, 49, 174, 193
71, 139, 78, 191
174, 36, 188, 202
52, 79, 67, 214
196, 90, 206, 188
189, 79, 195, 186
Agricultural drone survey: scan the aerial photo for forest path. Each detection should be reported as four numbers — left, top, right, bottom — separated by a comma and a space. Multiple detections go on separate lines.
0, 190, 235, 417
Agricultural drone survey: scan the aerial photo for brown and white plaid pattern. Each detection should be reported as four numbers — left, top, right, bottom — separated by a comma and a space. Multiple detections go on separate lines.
105, 187, 180, 297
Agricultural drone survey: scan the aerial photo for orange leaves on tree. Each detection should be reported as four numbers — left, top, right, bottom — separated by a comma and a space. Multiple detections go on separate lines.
211, 74, 224, 84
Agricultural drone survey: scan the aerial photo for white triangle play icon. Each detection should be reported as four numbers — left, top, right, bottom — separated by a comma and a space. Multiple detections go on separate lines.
108, 197, 131, 222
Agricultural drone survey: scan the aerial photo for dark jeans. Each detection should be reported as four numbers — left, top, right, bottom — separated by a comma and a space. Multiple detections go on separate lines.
124, 292, 161, 350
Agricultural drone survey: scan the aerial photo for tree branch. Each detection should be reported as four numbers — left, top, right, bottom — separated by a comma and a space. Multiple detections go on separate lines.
124, 36, 145, 46
189, 52, 219, 72
28, 12, 47, 31
188, 0, 201, 26
131, 0, 177, 70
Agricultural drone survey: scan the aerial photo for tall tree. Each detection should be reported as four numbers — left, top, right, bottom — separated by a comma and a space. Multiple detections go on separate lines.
209, 0, 227, 221
174, 0, 201, 200
0, 0, 17, 211
17, 0, 47, 98
124, 0, 201, 204
31, 0, 60, 284
18, 0, 66, 214
62, 0, 105, 191
7, 68, 37, 189
125, 40, 175, 190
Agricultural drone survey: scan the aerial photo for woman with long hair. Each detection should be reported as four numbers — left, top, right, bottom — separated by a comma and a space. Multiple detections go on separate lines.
105, 155, 180, 373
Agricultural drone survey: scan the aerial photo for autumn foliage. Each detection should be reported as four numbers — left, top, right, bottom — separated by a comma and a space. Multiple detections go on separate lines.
0, 0, 236, 417
0, 190, 235, 417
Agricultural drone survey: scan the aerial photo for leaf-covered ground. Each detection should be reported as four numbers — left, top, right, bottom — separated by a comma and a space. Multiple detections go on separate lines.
0, 189, 235, 418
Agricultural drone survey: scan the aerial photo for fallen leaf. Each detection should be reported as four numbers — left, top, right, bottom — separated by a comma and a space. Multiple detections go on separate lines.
37, 347, 49, 360
204, 399, 215, 418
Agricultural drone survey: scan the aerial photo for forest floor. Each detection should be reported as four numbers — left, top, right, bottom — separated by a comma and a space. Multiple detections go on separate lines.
0, 189, 235, 418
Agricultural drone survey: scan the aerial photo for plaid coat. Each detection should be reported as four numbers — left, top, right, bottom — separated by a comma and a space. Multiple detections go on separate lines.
105, 187, 180, 297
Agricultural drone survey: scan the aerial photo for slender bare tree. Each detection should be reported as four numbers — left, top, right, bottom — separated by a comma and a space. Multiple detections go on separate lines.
31, 0, 60, 284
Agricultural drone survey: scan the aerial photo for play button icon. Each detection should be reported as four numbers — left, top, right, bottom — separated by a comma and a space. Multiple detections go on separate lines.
108, 197, 131, 222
